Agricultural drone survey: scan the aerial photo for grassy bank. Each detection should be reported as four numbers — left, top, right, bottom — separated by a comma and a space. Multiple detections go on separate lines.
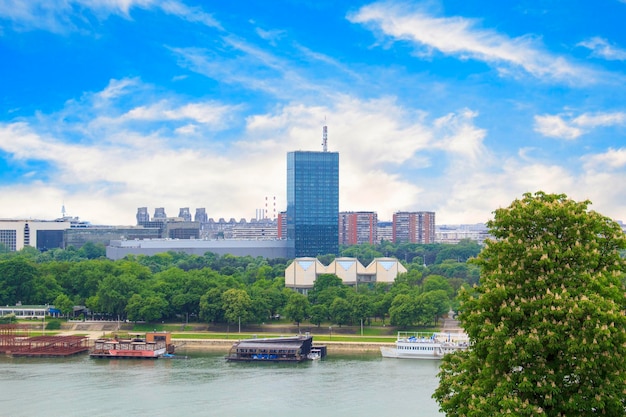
170, 332, 397, 343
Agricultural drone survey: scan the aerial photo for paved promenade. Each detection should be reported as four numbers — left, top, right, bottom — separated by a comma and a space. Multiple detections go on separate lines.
58, 317, 466, 354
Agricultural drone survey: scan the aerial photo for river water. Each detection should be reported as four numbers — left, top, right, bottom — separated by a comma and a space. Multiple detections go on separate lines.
0, 351, 444, 417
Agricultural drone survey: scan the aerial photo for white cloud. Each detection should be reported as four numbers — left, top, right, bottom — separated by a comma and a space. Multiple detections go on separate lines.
122, 100, 239, 127
348, 2, 594, 84
1, 77, 624, 226
578, 37, 626, 61
574, 112, 626, 128
0, 0, 220, 33
97, 77, 140, 101
582, 148, 626, 171
534, 114, 584, 139
534, 111, 626, 139
0, 77, 495, 224
255, 27, 285, 45
431, 109, 486, 161
158, 0, 221, 29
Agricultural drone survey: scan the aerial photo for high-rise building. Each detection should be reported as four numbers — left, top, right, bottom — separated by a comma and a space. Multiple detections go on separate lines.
339, 211, 378, 245
194, 208, 208, 223
136, 207, 150, 225
277, 211, 287, 239
392, 211, 436, 244
153, 208, 167, 219
178, 207, 192, 222
286, 150, 339, 257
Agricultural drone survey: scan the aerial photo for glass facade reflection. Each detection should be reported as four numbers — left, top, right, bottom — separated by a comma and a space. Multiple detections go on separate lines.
287, 151, 339, 257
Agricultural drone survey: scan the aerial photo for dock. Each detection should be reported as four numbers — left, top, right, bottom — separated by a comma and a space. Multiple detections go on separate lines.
9, 336, 90, 357
0, 324, 90, 356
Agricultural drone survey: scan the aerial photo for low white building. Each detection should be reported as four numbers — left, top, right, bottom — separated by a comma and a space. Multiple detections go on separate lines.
106, 238, 290, 260
285, 257, 407, 293
0, 305, 59, 319
0, 219, 70, 252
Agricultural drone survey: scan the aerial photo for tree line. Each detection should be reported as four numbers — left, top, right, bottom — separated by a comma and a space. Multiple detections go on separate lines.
0, 240, 482, 328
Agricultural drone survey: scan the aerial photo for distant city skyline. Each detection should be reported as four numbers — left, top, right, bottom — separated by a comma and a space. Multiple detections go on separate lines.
1, 1, 625, 226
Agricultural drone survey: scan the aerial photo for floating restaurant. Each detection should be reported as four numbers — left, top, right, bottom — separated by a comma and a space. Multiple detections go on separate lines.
90, 332, 176, 359
226, 334, 326, 362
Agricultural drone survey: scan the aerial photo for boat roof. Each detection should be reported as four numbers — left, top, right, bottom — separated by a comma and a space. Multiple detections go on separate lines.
234, 341, 302, 350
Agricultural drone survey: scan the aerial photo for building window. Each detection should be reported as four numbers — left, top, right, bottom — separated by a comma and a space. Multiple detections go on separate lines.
23, 223, 30, 246
0, 230, 17, 251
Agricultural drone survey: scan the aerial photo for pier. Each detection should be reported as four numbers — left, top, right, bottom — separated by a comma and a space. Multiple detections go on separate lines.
0, 324, 89, 357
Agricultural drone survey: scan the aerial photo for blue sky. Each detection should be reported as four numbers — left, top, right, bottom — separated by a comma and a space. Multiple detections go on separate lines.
1, 0, 626, 226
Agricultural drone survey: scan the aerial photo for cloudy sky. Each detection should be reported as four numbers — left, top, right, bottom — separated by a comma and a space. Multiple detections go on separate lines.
1, 0, 625, 226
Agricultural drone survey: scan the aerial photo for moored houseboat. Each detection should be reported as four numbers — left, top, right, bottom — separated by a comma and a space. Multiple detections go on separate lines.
226, 334, 325, 362
380, 331, 469, 360
90, 332, 175, 359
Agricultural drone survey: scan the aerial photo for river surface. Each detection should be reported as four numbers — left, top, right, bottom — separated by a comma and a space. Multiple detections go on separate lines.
0, 351, 443, 417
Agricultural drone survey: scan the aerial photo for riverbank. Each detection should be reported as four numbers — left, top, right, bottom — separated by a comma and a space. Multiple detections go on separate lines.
57, 323, 395, 354
56, 318, 465, 355
176, 338, 393, 354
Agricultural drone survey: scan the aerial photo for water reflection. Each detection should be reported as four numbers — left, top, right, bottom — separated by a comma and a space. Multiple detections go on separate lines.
0, 352, 443, 417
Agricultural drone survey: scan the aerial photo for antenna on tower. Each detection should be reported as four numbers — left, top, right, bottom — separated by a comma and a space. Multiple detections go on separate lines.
322, 118, 328, 152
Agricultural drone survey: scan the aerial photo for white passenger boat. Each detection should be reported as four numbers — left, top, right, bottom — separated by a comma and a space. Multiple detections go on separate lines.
380, 332, 469, 360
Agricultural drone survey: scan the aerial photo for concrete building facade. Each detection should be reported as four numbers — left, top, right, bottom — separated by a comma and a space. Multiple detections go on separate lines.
392, 211, 436, 244
284, 257, 407, 293
0, 219, 70, 252
106, 238, 289, 260
339, 211, 378, 245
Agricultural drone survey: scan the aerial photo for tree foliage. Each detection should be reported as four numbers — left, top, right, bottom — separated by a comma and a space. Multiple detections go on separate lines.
283, 292, 310, 328
434, 192, 626, 416
0, 236, 485, 326
221, 288, 253, 325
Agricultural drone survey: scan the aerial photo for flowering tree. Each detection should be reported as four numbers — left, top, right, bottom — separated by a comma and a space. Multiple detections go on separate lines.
434, 192, 626, 416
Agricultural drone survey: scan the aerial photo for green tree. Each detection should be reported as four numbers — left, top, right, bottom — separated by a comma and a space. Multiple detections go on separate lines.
389, 293, 416, 327
307, 273, 344, 304
372, 292, 393, 325
53, 293, 74, 318
77, 242, 106, 259
125, 292, 168, 322
140, 294, 169, 322
309, 304, 328, 327
221, 288, 253, 326
62, 260, 116, 302
395, 269, 425, 287
283, 292, 310, 329
422, 275, 454, 298
0, 257, 39, 304
199, 287, 225, 323
32, 274, 64, 305
96, 273, 142, 318
413, 290, 447, 326
349, 292, 372, 326
434, 192, 626, 416
329, 297, 353, 326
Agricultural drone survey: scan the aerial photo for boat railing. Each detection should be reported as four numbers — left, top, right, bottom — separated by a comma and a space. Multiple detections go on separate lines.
397, 332, 469, 345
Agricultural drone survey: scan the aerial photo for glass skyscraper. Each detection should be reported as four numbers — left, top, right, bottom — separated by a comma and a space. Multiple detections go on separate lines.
286, 151, 339, 258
